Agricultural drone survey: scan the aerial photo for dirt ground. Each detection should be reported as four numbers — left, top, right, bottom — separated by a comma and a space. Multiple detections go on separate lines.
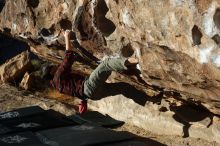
114, 123, 219, 146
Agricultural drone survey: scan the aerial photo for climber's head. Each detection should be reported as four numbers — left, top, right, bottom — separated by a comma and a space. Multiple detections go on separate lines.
41, 63, 58, 80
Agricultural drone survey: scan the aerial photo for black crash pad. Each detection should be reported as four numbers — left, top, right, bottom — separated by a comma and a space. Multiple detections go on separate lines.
0, 109, 77, 135
0, 106, 45, 121
68, 111, 124, 127
37, 124, 134, 146
0, 132, 48, 146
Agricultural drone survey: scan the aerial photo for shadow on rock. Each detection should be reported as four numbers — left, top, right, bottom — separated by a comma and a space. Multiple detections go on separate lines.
171, 104, 213, 137
92, 82, 163, 106
0, 0, 5, 13
133, 135, 167, 146
0, 34, 30, 65
104, 133, 166, 146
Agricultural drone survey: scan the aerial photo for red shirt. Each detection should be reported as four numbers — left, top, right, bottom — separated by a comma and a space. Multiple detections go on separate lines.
50, 50, 86, 100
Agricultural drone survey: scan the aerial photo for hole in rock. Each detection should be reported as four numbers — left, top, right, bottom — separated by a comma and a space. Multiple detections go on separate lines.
214, 8, 220, 30
49, 24, 56, 34
0, 33, 32, 65
40, 28, 52, 37
159, 107, 168, 112
192, 25, 202, 45
59, 19, 72, 30
212, 34, 220, 45
3, 27, 11, 34
0, 0, 5, 13
27, 0, 39, 8
115, 0, 119, 4
121, 43, 134, 57
94, 0, 116, 37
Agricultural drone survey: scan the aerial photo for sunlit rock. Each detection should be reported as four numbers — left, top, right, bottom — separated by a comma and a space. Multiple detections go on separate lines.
1, 0, 220, 143
0, 51, 31, 84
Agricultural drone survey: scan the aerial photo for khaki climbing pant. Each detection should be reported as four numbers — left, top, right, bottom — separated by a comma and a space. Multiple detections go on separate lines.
83, 57, 127, 99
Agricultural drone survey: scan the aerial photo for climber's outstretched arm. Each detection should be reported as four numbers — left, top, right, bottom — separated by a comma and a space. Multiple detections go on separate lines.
63, 30, 73, 51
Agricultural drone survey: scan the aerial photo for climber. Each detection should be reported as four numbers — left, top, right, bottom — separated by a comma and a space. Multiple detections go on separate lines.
50, 30, 139, 114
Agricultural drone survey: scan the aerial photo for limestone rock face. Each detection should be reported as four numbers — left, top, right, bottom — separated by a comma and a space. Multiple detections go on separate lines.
1, 0, 220, 141
20, 72, 35, 90
0, 51, 31, 84
88, 95, 220, 144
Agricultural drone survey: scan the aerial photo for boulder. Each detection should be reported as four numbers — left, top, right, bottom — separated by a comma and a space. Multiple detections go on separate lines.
0, 51, 31, 84
1, 0, 220, 143
20, 72, 34, 90
88, 93, 220, 144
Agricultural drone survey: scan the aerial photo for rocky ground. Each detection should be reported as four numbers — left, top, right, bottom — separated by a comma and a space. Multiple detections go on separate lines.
115, 124, 219, 146
0, 83, 219, 146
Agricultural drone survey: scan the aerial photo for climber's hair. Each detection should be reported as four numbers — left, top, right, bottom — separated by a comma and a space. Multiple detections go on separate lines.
42, 64, 58, 80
